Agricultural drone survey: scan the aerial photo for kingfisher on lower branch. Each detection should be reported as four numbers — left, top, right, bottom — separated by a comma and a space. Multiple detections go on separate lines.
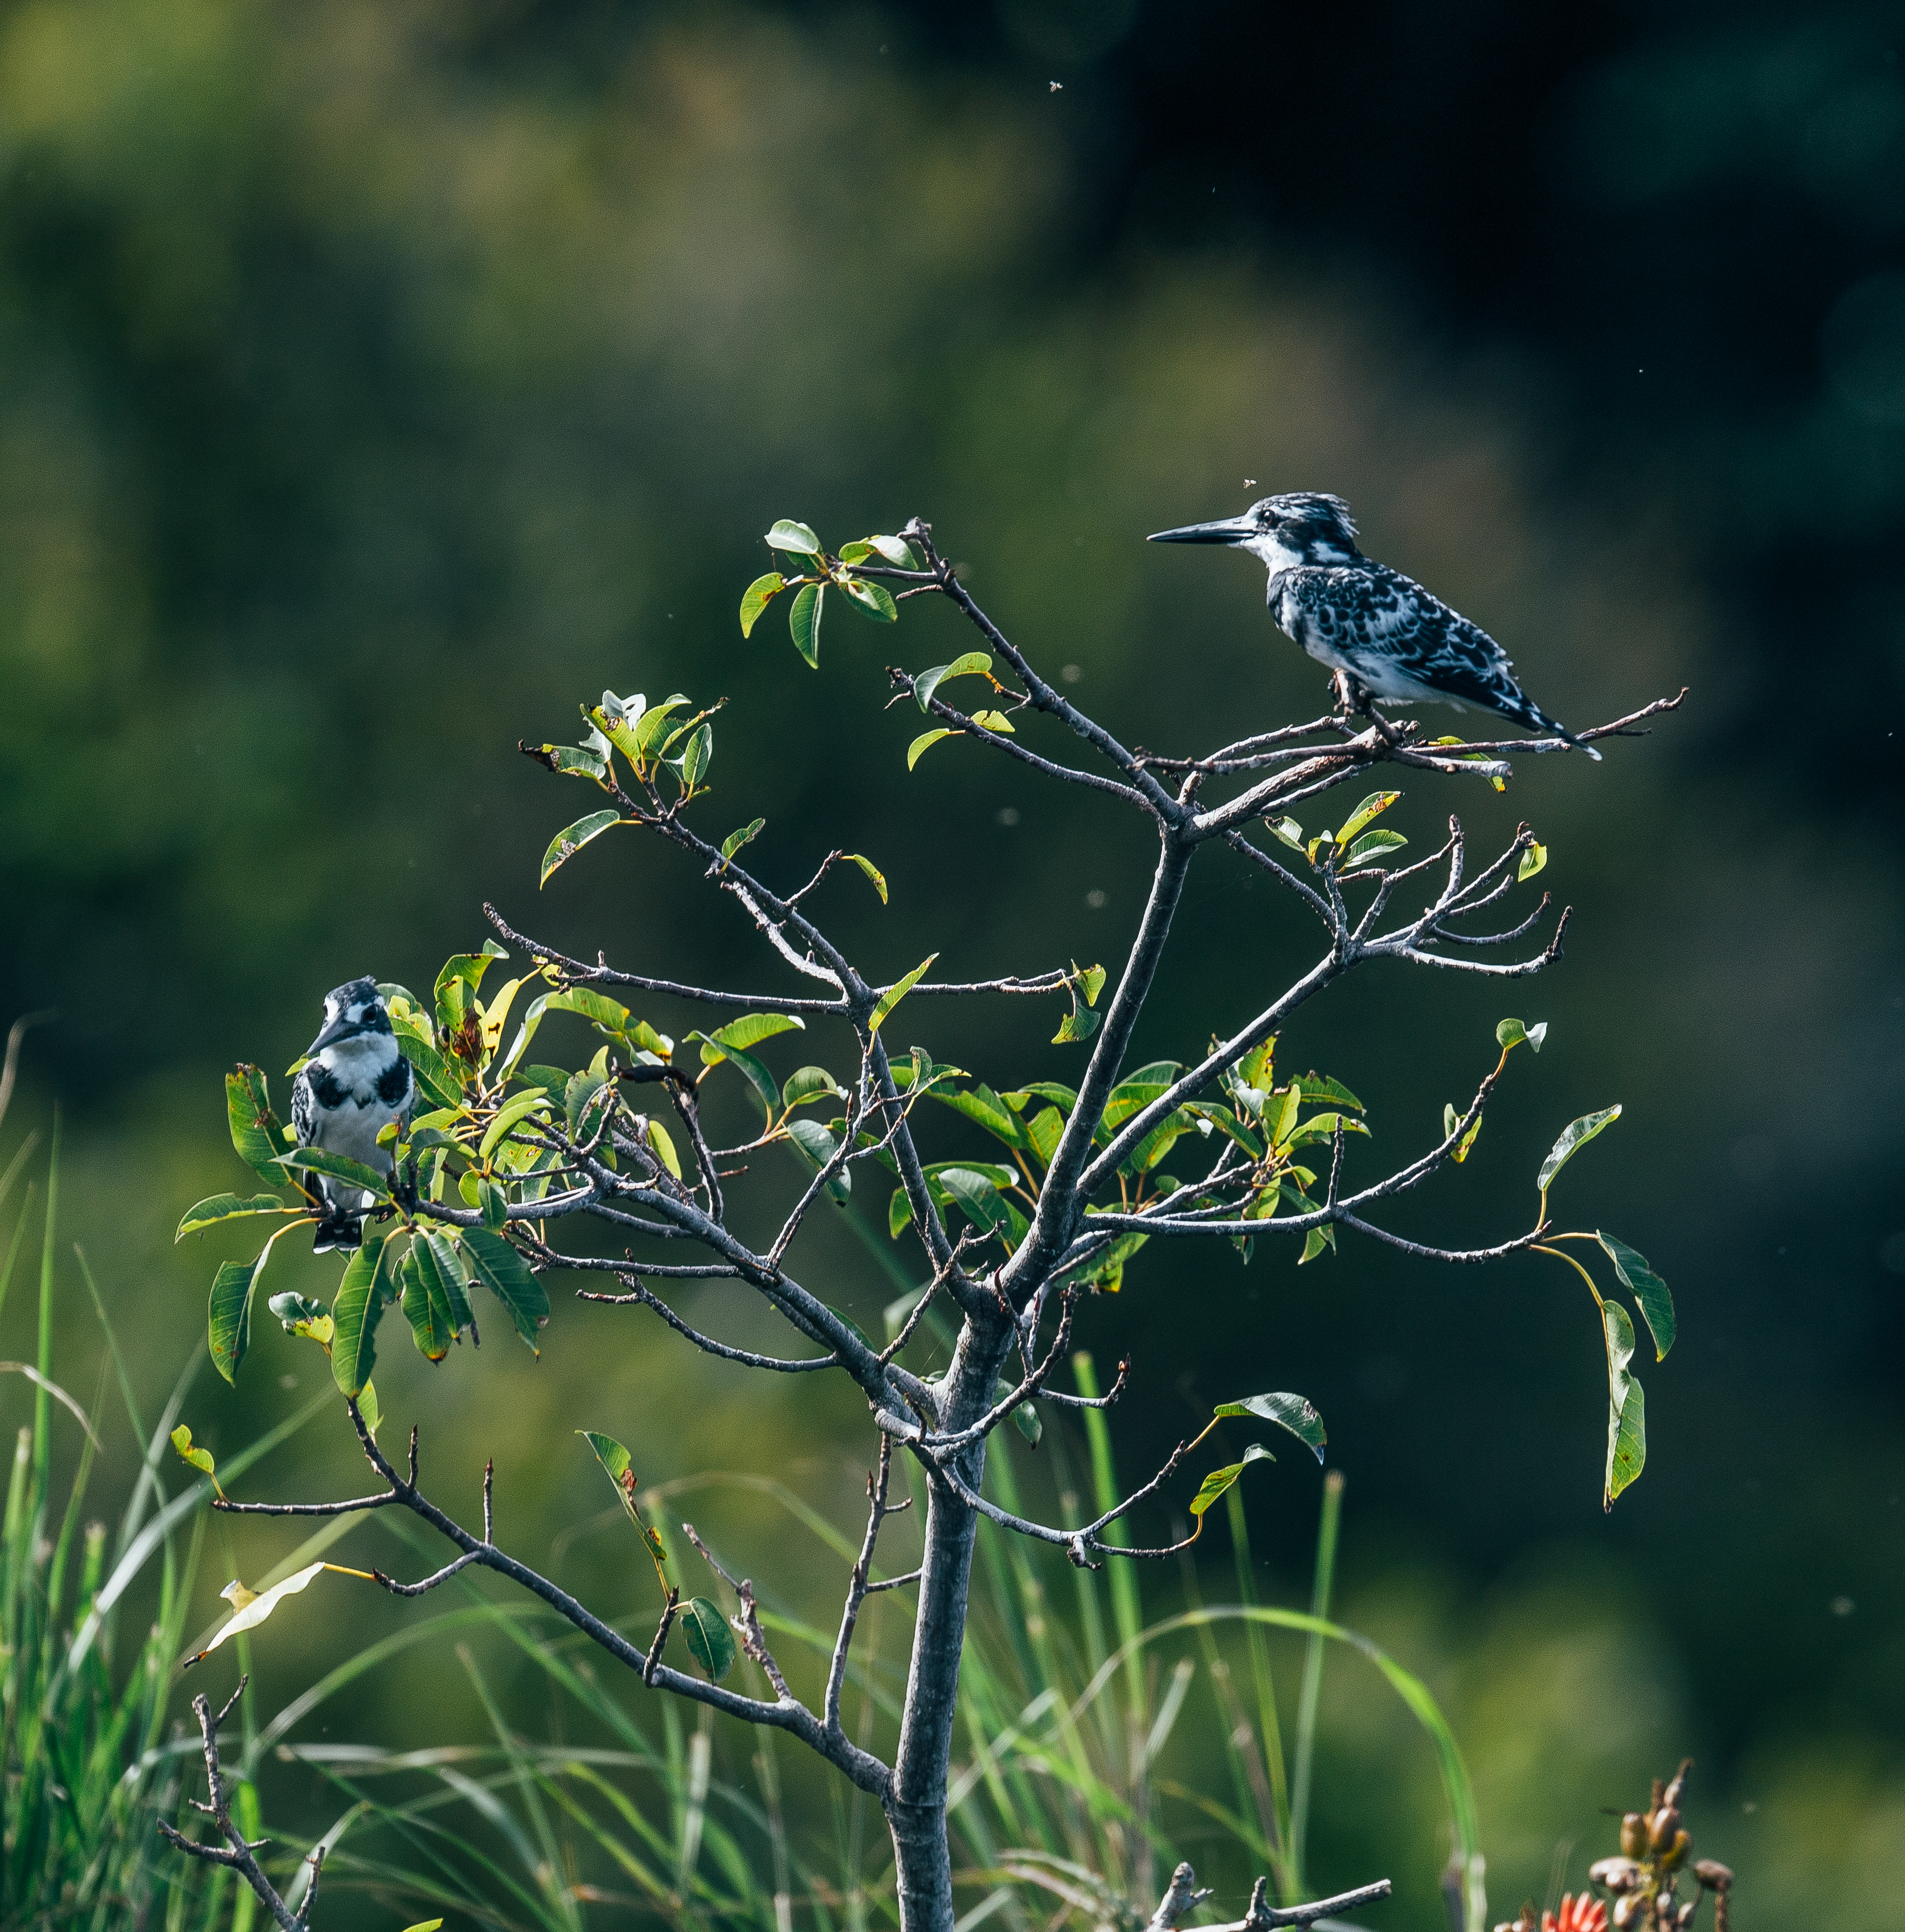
291, 977, 415, 1253
1148, 492, 1600, 758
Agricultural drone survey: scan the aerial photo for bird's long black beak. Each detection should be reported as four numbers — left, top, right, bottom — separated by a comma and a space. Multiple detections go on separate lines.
305, 1014, 358, 1055
1147, 515, 1258, 545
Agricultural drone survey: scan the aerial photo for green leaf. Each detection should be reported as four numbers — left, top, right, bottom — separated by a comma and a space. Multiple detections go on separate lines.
765, 519, 822, 556
578, 1430, 643, 1522
678, 722, 713, 791
1601, 1300, 1646, 1507
479, 1088, 552, 1163
169, 1424, 221, 1493
225, 1067, 290, 1184
1077, 963, 1107, 1007
970, 709, 1015, 732
709, 1012, 806, 1054
782, 1065, 844, 1108
841, 578, 899, 622
416, 1233, 476, 1340
1267, 817, 1305, 850
865, 534, 919, 567
278, 1148, 391, 1203
914, 652, 993, 711
1518, 840, 1548, 883
1294, 1073, 1364, 1111
646, 1118, 681, 1180
477, 1177, 508, 1230
543, 985, 631, 1036
1024, 1104, 1065, 1166
843, 852, 888, 903
788, 582, 823, 666
177, 1193, 291, 1241
630, 698, 690, 762
541, 810, 622, 887
399, 1246, 452, 1362
208, 1247, 273, 1386
786, 1118, 851, 1202
1536, 1104, 1622, 1193
1339, 828, 1409, 871
1334, 790, 1400, 844
330, 1235, 387, 1398
926, 1083, 1029, 1150
460, 1226, 549, 1352
267, 1291, 332, 1345
540, 742, 608, 780
1299, 1225, 1334, 1264
681, 1597, 736, 1681
739, 572, 785, 637
435, 943, 508, 1023
721, 818, 765, 863
1597, 1231, 1675, 1360
1495, 1017, 1548, 1054
1440, 1102, 1483, 1163
1000, 1081, 1078, 1113
907, 727, 953, 769
1053, 990, 1102, 1044
1012, 1400, 1042, 1446
689, 1032, 780, 1123
870, 955, 936, 1034
562, 1066, 611, 1139
1212, 1391, 1327, 1463
1189, 1442, 1276, 1517
938, 1166, 1012, 1237
392, 1020, 461, 1110
888, 1187, 914, 1239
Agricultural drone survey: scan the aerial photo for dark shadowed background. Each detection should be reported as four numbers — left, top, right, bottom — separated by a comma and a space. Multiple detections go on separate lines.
1, 1, 1901, 1926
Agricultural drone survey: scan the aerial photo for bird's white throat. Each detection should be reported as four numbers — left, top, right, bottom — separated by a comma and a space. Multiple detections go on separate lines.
320, 1032, 398, 1094
1237, 530, 1310, 575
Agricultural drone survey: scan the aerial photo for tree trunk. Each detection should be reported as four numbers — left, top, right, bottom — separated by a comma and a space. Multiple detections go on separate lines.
886, 1309, 1017, 1932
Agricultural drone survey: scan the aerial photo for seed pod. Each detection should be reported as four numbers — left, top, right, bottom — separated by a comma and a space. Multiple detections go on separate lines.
1591, 1857, 1642, 1893
1661, 1829, 1691, 1870
1693, 1861, 1734, 1893
1621, 1813, 1649, 1858
1612, 1890, 1643, 1930
1648, 1807, 1683, 1854
1677, 1904, 1698, 1928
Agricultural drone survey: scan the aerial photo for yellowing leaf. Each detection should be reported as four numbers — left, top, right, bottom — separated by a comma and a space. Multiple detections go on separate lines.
739, 571, 784, 636
186, 1561, 334, 1666
843, 853, 888, 903
907, 727, 953, 770
169, 1424, 223, 1496
870, 955, 937, 1035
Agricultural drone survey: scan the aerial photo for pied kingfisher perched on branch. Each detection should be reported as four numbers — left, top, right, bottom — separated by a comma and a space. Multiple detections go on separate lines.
1149, 492, 1600, 758
291, 977, 414, 1254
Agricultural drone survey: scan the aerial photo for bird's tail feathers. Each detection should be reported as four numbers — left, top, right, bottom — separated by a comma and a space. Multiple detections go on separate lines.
1517, 698, 1603, 762
310, 1215, 364, 1255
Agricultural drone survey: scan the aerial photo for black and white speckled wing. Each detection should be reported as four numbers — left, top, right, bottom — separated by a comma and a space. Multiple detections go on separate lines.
288, 1063, 333, 1223
1270, 563, 1568, 737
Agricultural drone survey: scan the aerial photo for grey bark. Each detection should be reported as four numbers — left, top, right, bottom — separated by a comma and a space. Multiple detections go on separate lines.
886, 1308, 1017, 1932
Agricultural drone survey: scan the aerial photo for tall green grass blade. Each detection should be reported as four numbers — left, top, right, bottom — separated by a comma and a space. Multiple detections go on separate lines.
0, 1178, 35, 1327
1289, 1467, 1343, 1897
1225, 1483, 1293, 1896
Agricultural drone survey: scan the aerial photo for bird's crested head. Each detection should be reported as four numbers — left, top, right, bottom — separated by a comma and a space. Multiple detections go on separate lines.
306, 976, 393, 1055
1148, 492, 1361, 572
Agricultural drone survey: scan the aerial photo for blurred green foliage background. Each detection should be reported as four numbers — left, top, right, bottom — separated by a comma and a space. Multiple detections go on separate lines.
1, 1, 1901, 1925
